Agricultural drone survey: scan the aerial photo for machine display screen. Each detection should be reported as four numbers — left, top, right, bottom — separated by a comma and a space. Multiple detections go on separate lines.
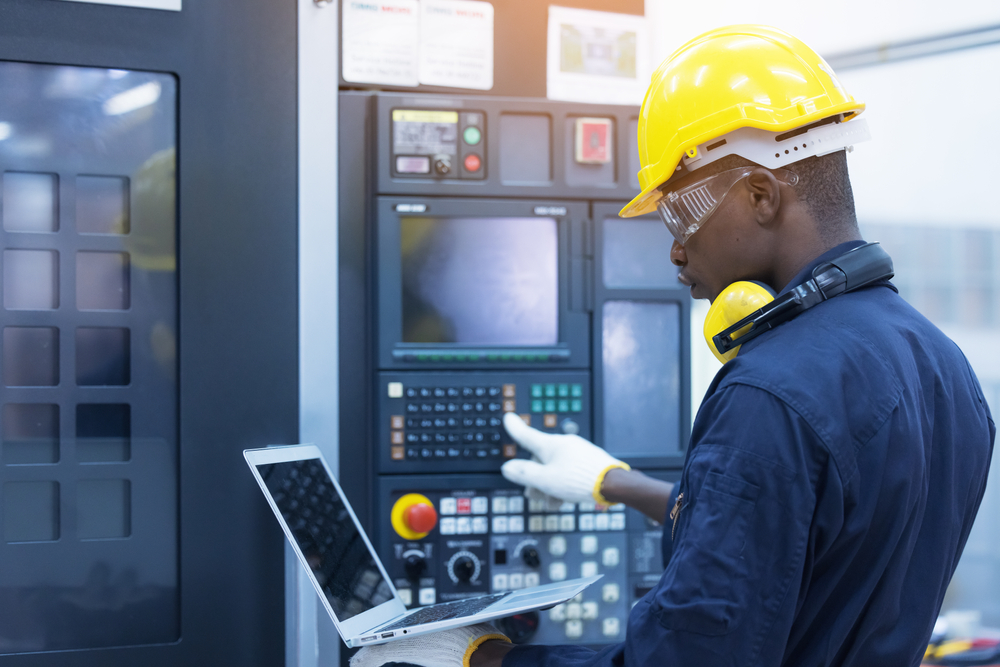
400, 216, 558, 345
392, 109, 458, 157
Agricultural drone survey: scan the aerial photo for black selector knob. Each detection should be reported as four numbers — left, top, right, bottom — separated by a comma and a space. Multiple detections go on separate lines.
497, 612, 540, 644
434, 156, 452, 175
404, 553, 427, 581
453, 556, 476, 583
521, 547, 541, 568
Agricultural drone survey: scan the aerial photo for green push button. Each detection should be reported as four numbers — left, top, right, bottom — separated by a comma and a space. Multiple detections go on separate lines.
571, 384, 583, 397
557, 399, 569, 413
544, 384, 556, 397
463, 126, 482, 145
557, 384, 569, 397
544, 399, 556, 412
531, 399, 543, 413
571, 399, 582, 412
531, 384, 543, 398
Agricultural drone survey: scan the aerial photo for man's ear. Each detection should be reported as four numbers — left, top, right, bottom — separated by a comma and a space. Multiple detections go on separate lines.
744, 168, 782, 226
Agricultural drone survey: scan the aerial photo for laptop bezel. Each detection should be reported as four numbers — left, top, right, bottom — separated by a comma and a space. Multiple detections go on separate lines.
244, 444, 407, 642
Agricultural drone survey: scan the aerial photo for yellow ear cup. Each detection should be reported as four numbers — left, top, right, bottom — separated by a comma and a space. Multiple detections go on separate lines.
704, 281, 776, 363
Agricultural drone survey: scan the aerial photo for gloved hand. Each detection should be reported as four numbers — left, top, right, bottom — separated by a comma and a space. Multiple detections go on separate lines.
349, 623, 510, 667
500, 413, 630, 505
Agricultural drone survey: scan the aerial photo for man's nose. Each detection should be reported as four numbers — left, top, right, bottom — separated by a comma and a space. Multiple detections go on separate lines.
670, 239, 687, 267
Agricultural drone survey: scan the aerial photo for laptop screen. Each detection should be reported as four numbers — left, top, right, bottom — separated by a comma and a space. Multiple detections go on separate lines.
257, 458, 393, 621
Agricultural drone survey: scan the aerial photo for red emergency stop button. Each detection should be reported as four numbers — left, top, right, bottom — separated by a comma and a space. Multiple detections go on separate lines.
463, 154, 481, 172
405, 503, 438, 533
391, 493, 438, 539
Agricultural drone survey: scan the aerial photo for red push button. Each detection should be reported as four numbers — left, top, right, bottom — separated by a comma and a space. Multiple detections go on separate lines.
405, 503, 438, 533
463, 154, 481, 172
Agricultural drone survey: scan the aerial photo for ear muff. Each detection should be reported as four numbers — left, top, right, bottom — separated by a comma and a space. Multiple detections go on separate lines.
704, 281, 777, 363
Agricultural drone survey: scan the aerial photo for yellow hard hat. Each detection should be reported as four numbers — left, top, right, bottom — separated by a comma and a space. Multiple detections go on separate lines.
621, 25, 866, 218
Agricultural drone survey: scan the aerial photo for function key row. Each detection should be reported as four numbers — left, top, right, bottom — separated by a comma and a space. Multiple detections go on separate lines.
406, 416, 503, 429
405, 386, 514, 399
531, 399, 583, 413
530, 383, 583, 399
402, 431, 502, 445
405, 401, 505, 414
403, 445, 511, 460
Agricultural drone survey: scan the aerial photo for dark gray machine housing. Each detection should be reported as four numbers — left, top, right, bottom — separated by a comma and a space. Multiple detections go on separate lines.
338, 90, 691, 651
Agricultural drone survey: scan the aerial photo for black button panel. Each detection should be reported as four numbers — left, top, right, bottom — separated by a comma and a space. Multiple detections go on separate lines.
401, 385, 508, 460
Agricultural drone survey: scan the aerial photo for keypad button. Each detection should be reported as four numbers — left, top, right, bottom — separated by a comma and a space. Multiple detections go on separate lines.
434, 403, 447, 412
544, 400, 556, 412
447, 447, 461, 457
420, 448, 433, 458
565, 602, 582, 620
488, 446, 501, 457
407, 403, 419, 413
463, 433, 475, 443
508, 497, 524, 513
448, 433, 461, 443
508, 573, 524, 589
581, 561, 598, 578
475, 387, 487, 397
475, 417, 488, 428
435, 433, 447, 443
406, 447, 420, 459
602, 618, 620, 637
580, 535, 598, 554
557, 400, 569, 413
549, 604, 566, 622
557, 384, 569, 397
434, 418, 447, 428
406, 418, 419, 429
463, 417, 475, 428
489, 417, 502, 427
566, 619, 583, 639
462, 387, 475, 397
420, 404, 433, 413
490, 432, 502, 443
509, 516, 524, 532
475, 402, 486, 413
488, 386, 502, 397
419, 388, 432, 398
472, 497, 488, 514
595, 514, 610, 530
549, 536, 567, 556
474, 432, 486, 442
602, 583, 620, 603
524, 571, 539, 587
419, 588, 436, 605
571, 384, 583, 397
434, 448, 447, 457
549, 562, 567, 581
492, 497, 508, 513
475, 448, 488, 458
582, 602, 599, 620
420, 418, 434, 428
462, 402, 475, 412
530, 384, 543, 398
447, 387, 460, 398
493, 573, 508, 590
610, 513, 626, 530
434, 388, 446, 398
420, 433, 432, 443
544, 384, 556, 398
406, 433, 420, 444
571, 399, 582, 413
488, 402, 502, 412
447, 403, 460, 413
492, 516, 509, 533
602, 547, 620, 567
406, 387, 418, 398
531, 400, 543, 413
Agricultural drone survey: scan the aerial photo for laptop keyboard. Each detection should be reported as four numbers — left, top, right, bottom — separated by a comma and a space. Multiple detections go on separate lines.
376, 593, 510, 631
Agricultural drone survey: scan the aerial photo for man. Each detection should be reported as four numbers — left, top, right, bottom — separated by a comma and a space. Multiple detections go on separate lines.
354, 25, 994, 667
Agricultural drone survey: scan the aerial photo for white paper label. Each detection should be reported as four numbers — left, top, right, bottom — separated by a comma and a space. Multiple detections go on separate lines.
343, 0, 420, 87
418, 0, 494, 90
546, 6, 650, 106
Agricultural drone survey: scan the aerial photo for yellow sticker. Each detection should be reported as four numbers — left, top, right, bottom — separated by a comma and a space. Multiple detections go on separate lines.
392, 109, 459, 124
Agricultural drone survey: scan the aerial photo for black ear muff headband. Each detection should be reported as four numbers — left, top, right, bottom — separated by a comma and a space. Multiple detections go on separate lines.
712, 242, 894, 356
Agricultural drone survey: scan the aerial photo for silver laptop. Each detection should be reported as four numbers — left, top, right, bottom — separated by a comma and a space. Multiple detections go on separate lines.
244, 444, 601, 647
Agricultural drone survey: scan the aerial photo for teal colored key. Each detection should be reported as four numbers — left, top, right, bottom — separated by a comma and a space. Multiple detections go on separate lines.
571, 384, 583, 397
544, 399, 556, 412
544, 384, 556, 397
531, 384, 543, 398
557, 384, 569, 397
531, 399, 543, 413
571, 399, 582, 412
557, 400, 569, 413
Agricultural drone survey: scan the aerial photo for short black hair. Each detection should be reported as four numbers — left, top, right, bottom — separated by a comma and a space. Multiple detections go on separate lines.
785, 150, 859, 242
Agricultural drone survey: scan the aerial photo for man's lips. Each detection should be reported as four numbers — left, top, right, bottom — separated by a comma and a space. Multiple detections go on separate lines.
677, 272, 693, 287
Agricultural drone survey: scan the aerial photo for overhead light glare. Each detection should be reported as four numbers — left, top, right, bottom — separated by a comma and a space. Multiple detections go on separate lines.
103, 81, 161, 116
0, 122, 11, 141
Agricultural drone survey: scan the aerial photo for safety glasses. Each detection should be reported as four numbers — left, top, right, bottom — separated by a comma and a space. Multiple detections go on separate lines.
656, 167, 799, 244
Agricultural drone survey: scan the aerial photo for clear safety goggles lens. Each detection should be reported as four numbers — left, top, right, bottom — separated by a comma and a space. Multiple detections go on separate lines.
656, 167, 798, 244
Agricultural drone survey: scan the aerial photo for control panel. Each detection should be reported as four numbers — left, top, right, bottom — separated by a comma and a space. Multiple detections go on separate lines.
378, 476, 671, 646
391, 109, 486, 180
378, 372, 592, 473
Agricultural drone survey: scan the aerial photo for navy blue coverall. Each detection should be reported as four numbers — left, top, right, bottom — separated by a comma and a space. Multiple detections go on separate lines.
504, 241, 996, 667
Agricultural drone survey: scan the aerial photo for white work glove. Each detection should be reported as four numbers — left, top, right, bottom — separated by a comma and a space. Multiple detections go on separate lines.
500, 413, 630, 505
350, 623, 509, 667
